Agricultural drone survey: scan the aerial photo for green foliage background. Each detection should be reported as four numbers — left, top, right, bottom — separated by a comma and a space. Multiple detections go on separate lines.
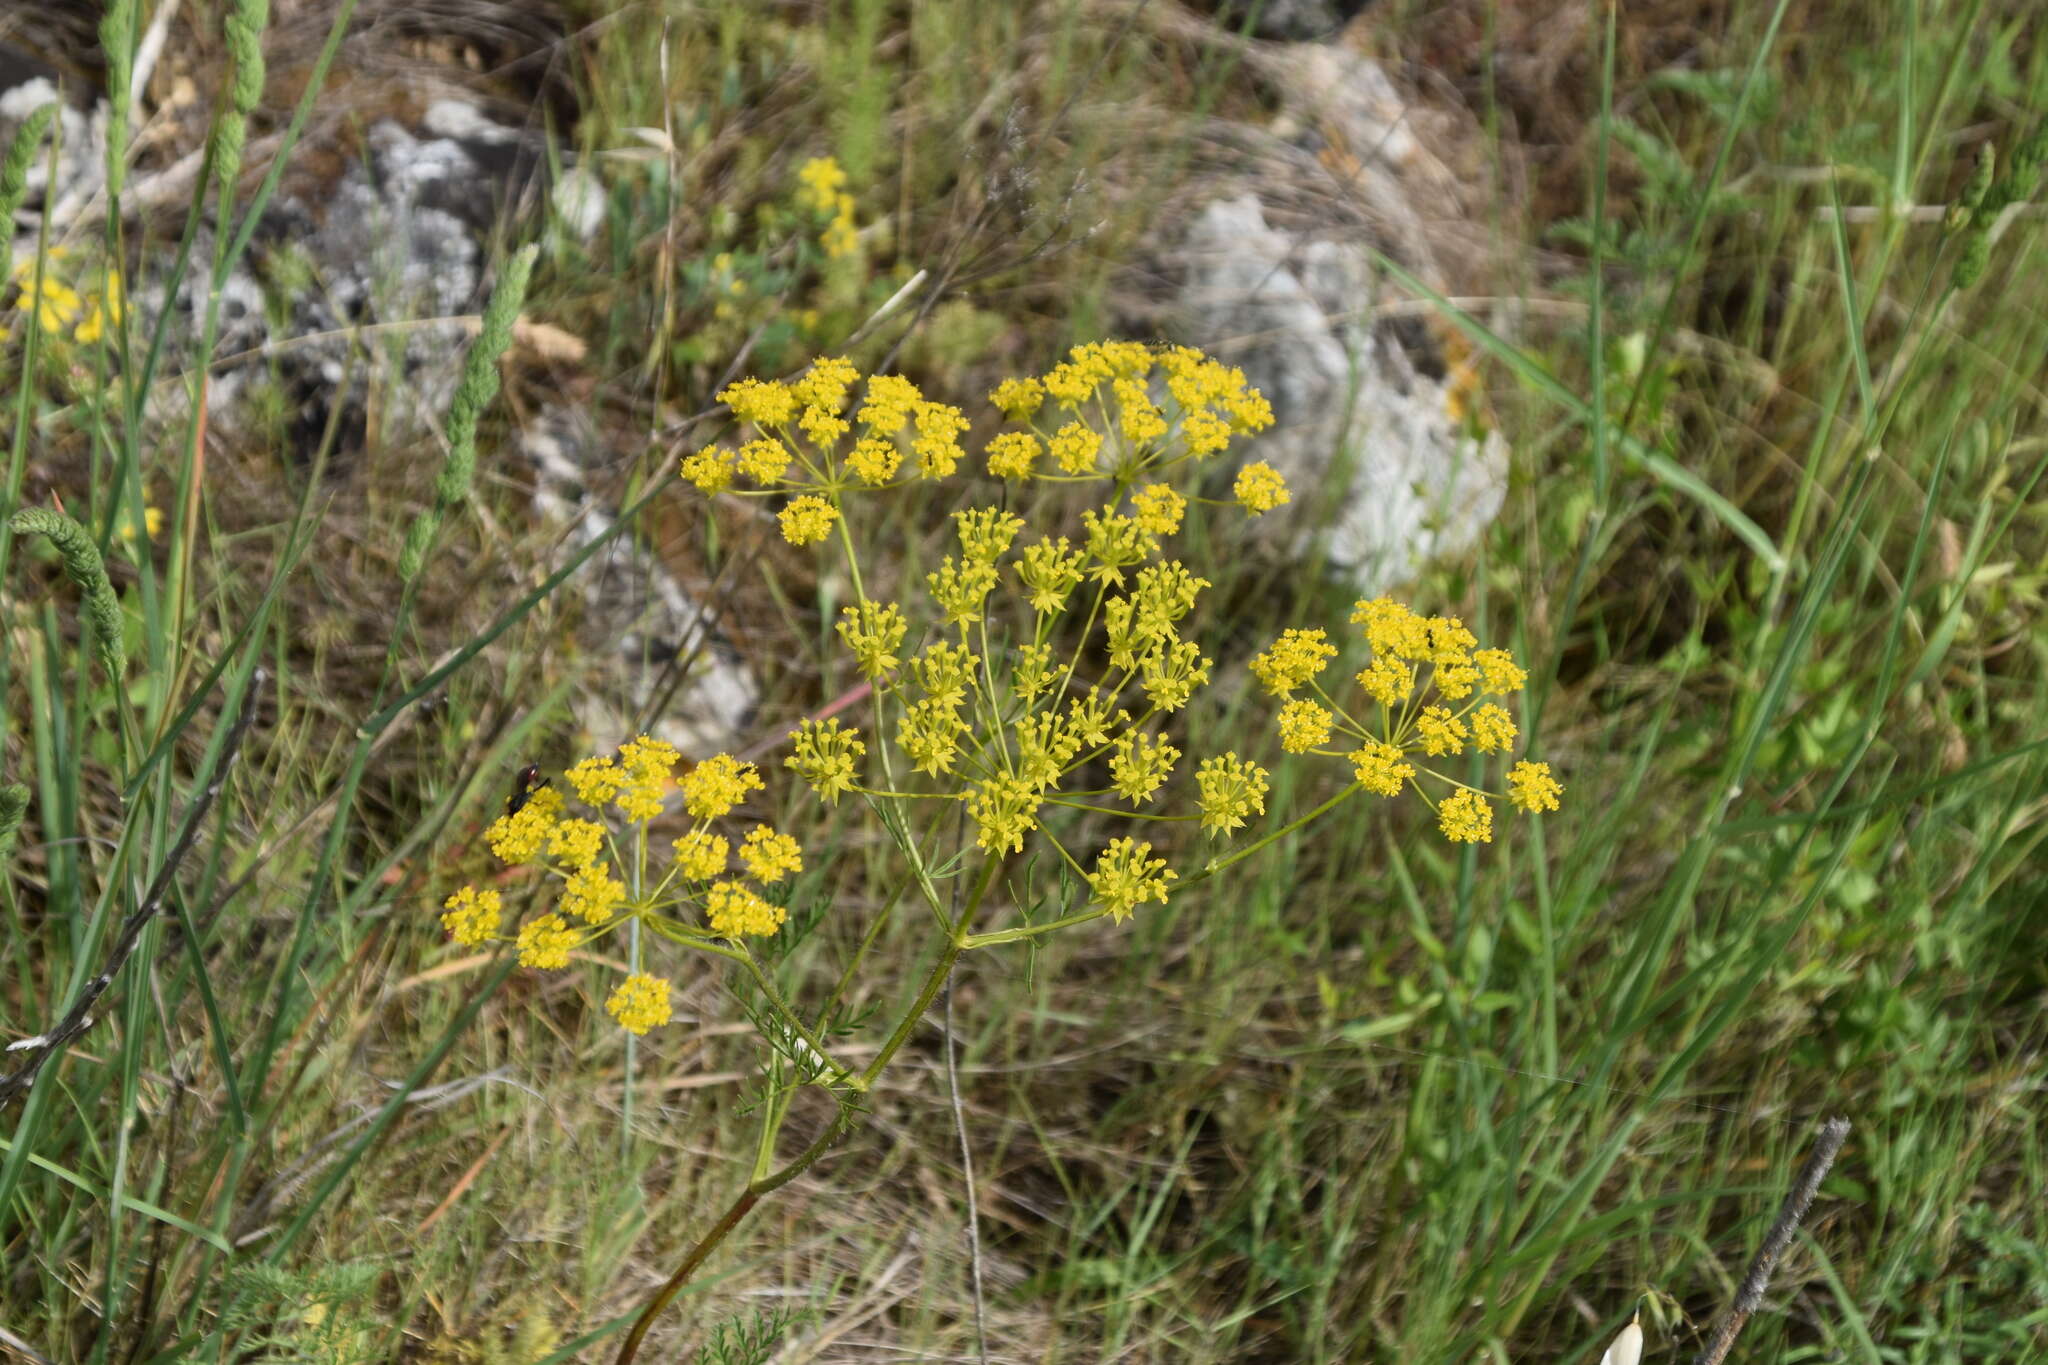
2, 1, 2045, 1361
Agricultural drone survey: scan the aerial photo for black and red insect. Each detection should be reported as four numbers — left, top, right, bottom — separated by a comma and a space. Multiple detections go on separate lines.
505, 764, 550, 818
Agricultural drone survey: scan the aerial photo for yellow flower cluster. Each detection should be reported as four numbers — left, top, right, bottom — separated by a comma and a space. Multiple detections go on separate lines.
675, 346, 1291, 924
795, 156, 860, 258
679, 347, 1283, 563
1259, 597, 1564, 842
1088, 838, 1177, 922
447, 344, 1566, 1082
5, 251, 123, 345
441, 737, 806, 1032
606, 973, 672, 1035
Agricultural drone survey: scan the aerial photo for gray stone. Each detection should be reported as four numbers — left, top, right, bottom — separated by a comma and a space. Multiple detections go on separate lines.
1173, 193, 1504, 592
1152, 34, 1508, 592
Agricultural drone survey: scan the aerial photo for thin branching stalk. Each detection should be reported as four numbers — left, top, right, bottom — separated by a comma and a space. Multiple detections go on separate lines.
1691, 1117, 1852, 1365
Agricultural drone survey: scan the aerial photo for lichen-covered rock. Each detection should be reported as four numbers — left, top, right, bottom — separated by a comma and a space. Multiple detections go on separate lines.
1146, 31, 1510, 591
521, 408, 759, 756
1173, 194, 1504, 590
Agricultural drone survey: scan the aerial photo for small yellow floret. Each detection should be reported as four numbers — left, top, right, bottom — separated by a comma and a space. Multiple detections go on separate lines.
911, 401, 969, 478
837, 599, 908, 676
607, 973, 673, 1034
562, 864, 626, 925
1114, 378, 1168, 445
778, 495, 839, 546
1233, 461, 1290, 515
739, 826, 804, 884
1276, 699, 1335, 754
1048, 421, 1102, 474
967, 775, 1042, 854
615, 735, 679, 823
737, 437, 794, 485
705, 880, 787, 938
1508, 760, 1563, 813
1195, 754, 1269, 837
793, 356, 859, 412
1249, 628, 1338, 696
989, 377, 1045, 419
1475, 648, 1528, 695
719, 377, 798, 428
1416, 705, 1468, 757
680, 447, 738, 494
798, 405, 850, 446
1109, 731, 1180, 804
1181, 408, 1232, 456
846, 435, 902, 484
1088, 838, 1177, 923
679, 754, 765, 820
795, 157, 848, 214
859, 374, 923, 433
516, 913, 576, 969
548, 818, 606, 868
440, 886, 502, 946
1358, 656, 1415, 708
985, 430, 1041, 480
1130, 483, 1186, 536
1348, 741, 1415, 797
1139, 638, 1211, 713
786, 717, 866, 803
673, 829, 730, 880
1471, 704, 1517, 753
1438, 788, 1494, 843
566, 756, 625, 807
486, 788, 562, 865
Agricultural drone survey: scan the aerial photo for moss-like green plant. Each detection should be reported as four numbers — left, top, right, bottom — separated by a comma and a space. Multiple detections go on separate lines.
0, 102, 58, 285
397, 243, 538, 582
8, 507, 125, 680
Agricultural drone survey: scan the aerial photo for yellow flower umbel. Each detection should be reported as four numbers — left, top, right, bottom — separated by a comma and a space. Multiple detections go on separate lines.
441, 886, 503, 946
1087, 838, 1177, 922
443, 739, 803, 1033
739, 826, 804, 883
432, 345, 1572, 1336
778, 494, 839, 546
1233, 461, 1290, 515
1258, 597, 1562, 840
706, 880, 787, 938
607, 973, 673, 1035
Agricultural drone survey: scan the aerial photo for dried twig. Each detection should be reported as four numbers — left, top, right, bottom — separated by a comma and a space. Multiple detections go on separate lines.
1691, 1116, 1852, 1365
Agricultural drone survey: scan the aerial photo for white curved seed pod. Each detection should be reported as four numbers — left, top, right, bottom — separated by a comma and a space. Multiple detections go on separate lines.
1599, 1320, 1643, 1365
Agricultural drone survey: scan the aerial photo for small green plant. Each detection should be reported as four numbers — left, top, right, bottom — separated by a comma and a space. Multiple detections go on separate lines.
438, 341, 1565, 1355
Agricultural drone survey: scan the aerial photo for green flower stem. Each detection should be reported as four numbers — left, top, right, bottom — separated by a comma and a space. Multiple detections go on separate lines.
816, 869, 918, 1027
614, 854, 1001, 1362
1042, 798, 1192, 821
855, 855, 998, 1089
962, 905, 1109, 948
736, 944, 854, 1086
1184, 781, 1365, 890
640, 916, 749, 964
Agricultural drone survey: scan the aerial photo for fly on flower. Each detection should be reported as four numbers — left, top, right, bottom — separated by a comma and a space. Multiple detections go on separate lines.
506, 763, 551, 818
